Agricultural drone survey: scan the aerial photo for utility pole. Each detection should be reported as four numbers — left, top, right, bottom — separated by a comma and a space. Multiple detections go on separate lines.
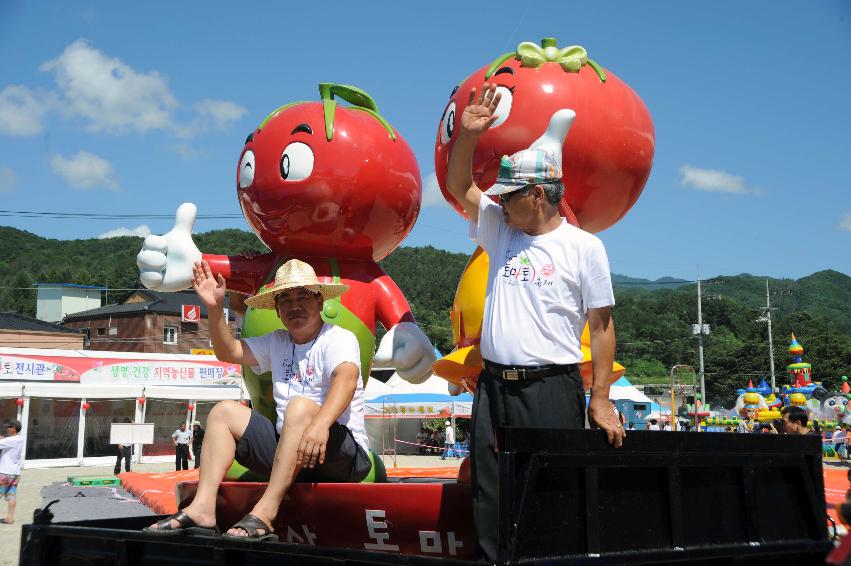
694, 269, 707, 404
759, 279, 791, 393
765, 278, 776, 393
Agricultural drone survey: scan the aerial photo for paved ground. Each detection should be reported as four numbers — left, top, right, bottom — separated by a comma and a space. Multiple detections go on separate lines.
0, 462, 175, 566
0, 455, 461, 566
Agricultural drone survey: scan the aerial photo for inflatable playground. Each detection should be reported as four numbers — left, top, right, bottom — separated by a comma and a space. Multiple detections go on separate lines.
22, 38, 843, 565
722, 335, 851, 444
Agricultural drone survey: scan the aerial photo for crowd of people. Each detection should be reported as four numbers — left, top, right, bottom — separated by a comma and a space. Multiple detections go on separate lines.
415, 422, 463, 458
642, 406, 841, 439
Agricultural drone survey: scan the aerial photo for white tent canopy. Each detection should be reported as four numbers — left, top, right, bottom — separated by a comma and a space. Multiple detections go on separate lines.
608, 377, 653, 404
365, 373, 473, 419
364, 372, 471, 457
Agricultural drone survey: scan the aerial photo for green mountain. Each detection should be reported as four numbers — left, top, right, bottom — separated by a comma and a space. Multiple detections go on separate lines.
612, 274, 690, 290
639, 271, 851, 336
1, 226, 849, 407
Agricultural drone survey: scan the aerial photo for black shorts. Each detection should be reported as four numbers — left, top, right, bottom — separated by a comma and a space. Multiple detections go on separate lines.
235, 410, 371, 483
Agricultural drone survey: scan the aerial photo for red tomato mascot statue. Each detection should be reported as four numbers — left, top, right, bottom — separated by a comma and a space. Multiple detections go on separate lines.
137, 84, 436, 433
432, 39, 654, 390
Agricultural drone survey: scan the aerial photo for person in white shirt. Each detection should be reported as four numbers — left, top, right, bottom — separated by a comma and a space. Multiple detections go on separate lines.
172, 422, 192, 470
834, 426, 848, 463
441, 421, 456, 460
0, 420, 24, 524
146, 259, 368, 542
445, 83, 624, 561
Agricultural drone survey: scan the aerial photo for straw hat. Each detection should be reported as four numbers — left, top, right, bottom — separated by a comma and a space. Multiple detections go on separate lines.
244, 259, 349, 310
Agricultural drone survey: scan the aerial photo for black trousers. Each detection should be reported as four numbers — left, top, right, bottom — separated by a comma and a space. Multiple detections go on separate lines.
175, 444, 190, 470
470, 364, 585, 562
192, 445, 202, 469
113, 445, 131, 474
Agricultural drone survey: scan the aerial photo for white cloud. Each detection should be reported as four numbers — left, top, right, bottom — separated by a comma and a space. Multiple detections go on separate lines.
97, 225, 151, 239
421, 171, 448, 208
0, 166, 16, 192
173, 98, 248, 138
195, 99, 247, 129
679, 165, 763, 195
840, 213, 851, 234
51, 151, 120, 191
171, 143, 201, 159
21, 40, 245, 139
0, 85, 51, 136
40, 39, 178, 133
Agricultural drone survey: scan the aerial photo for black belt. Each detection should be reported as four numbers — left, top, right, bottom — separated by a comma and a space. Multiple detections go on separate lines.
483, 360, 578, 381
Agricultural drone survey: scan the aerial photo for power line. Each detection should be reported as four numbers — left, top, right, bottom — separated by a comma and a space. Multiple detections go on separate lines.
0, 210, 242, 219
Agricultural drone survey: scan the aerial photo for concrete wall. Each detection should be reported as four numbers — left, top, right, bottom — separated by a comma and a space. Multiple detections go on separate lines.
36, 286, 102, 323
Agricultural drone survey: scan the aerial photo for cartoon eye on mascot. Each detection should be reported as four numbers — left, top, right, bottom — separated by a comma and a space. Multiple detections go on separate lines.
430, 38, 655, 391
136, 83, 436, 481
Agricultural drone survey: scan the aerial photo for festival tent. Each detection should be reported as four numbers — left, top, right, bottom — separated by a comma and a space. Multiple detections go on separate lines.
364, 373, 473, 456
608, 376, 653, 403
365, 373, 473, 419
0, 347, 247, 468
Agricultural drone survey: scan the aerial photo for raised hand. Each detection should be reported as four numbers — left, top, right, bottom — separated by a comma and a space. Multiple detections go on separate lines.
192, 260, 226, 310
461, 83, 503, 136
137, 203, 202, 292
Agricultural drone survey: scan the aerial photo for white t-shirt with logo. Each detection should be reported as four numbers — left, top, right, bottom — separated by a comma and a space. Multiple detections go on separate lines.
476, 198, 615, 366
243, 323, 368, 453
0, 434, 24, 476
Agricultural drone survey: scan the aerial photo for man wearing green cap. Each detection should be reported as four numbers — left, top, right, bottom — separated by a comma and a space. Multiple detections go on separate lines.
446, 83, 624, 561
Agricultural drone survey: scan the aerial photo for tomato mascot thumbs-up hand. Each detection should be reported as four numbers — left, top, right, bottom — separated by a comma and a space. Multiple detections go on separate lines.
138, 83, 436, 423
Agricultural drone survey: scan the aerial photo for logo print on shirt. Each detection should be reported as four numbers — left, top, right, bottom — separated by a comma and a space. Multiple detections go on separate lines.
501, 253, 554, 288
288, 364, 317, 384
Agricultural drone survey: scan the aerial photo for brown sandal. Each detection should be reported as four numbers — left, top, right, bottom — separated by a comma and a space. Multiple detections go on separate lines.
222, 513, 278, 542
142, 510, 219, 536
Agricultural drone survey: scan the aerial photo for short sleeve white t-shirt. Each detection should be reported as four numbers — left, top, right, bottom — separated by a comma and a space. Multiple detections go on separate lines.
0, 434, 24, 476
172, 429, 191, 444
476, 198, 614, 365
243, 323, 368, 453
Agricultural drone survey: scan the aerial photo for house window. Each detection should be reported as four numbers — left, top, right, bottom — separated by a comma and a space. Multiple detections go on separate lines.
164, 326, 178, 344
97, 327, 105, 336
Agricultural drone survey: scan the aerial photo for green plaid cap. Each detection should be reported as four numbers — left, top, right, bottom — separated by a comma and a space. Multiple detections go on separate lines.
483, 149, 563, 196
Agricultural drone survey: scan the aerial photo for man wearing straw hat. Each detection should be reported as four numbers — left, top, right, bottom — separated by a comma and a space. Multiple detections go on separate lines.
145, 258, 369, 541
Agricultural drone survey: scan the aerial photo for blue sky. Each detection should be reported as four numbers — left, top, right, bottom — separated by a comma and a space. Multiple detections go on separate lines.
0, 1, 849, 282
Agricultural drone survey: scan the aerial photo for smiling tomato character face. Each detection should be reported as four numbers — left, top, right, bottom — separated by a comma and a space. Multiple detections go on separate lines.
238, 83, 421, 261
434, 38, 655, 233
